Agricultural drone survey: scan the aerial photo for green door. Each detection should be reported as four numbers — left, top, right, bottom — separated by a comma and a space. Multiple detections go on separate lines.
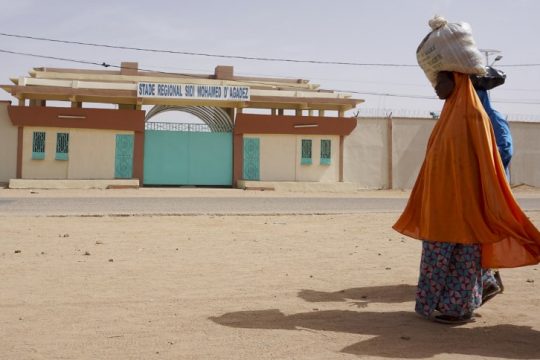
115, 134, 134, 178
143, 129, 232, 186
144, 131, 189, 184
188, 132, 233, 185
243, 137, 260, 180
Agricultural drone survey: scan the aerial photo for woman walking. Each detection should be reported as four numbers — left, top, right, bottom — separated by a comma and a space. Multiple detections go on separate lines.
394, 18, 540, 323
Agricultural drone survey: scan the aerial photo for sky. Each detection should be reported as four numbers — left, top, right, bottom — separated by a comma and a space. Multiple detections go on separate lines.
1, 0, 539, 121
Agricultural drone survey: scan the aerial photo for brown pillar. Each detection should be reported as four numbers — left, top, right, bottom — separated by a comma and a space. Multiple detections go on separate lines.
233, 133, 243, 187
133, 131, 144, 186
29, 100, 46, 107
215, 66, 234, 80
121, 62, 139, 76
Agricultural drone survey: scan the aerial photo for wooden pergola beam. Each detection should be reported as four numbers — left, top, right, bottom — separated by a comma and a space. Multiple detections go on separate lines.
35, 66, 310, 85
3, 63, 365, 113
30, 70, 319, 90
2, 84, 363, 111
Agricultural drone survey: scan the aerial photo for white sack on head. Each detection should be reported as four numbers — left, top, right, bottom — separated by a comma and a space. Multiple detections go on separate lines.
417, 15, 486, 87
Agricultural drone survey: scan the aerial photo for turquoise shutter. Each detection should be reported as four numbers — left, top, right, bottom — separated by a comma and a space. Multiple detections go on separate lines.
115, 134, 134, 178
243, 137, 260, 180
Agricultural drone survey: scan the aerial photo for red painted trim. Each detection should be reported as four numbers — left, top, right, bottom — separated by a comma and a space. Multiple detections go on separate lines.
8, 106, 145, 132
234, 114, 357, 135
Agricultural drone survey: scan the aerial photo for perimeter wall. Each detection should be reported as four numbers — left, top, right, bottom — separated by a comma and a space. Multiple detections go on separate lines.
344, 117, 540, 189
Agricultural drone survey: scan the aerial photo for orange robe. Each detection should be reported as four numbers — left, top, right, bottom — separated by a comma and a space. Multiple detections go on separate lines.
393, 73, 540, 268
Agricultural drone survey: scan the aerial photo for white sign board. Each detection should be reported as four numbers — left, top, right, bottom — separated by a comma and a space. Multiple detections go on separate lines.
137, 82, 250, 101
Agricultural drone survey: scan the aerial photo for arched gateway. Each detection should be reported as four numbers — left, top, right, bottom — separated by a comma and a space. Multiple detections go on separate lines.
0, 62, 363, 187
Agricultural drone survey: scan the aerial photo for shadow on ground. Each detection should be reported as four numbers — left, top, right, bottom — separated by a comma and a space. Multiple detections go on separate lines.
210, 284, 540, 359
210, 309, 540, 358
298, 284, 416, 308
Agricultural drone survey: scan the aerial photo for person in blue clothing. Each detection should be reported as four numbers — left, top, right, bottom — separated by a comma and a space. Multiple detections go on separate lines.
476, 89, 513, 179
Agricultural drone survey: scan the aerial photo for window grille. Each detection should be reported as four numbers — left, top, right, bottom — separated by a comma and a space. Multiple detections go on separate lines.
320, 139, 331, 165
32, 131, 46, 160
56, 133, 69, 160
301, 139, 312, 165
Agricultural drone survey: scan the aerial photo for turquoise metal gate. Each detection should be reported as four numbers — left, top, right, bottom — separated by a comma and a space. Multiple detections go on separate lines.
143, 122, 232, 186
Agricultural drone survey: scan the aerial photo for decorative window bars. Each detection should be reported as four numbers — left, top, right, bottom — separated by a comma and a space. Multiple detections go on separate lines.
145, 122, 212, 132
56, 133, 69, 160
32, 131, 46, 160
320, 139, 331, 165
301, 139, 312, 165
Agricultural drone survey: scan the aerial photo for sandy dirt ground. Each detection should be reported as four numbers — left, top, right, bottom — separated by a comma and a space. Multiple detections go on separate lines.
0, 189, 539, 359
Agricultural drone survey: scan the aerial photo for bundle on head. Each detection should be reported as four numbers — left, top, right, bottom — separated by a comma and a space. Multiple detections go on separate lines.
417, 15, 486, 87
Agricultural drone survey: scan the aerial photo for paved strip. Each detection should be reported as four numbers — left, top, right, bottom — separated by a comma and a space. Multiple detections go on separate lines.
0, 196, 539, 216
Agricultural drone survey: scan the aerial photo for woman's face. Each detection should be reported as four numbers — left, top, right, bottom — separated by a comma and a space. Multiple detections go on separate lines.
435, 71, 455, 99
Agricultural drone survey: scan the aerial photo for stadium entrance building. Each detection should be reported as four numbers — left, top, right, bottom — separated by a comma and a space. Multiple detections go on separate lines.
0, 62, 363, 187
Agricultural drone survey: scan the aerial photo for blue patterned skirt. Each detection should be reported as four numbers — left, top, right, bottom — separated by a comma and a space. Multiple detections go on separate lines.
416, 241, 488, 318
